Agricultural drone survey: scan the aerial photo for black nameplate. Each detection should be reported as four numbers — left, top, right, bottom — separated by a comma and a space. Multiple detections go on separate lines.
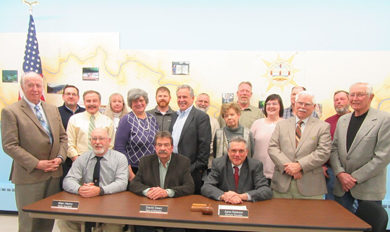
51, 200, 79, 210
218, 209, 248, 218
140, 204, 168, 214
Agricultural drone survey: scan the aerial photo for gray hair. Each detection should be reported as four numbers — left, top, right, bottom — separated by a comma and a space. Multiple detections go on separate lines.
295, 91, 316, 104
20, 71, 42, 87
227, 136, 247, 149
127, 88, 149, 107
176, 84, 194, 97
350, 82, 373, 96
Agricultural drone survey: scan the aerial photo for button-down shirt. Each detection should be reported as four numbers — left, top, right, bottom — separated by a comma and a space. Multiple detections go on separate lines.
172, 105, 193, 153
67, 111, 114, 158
63, 149, 128, 194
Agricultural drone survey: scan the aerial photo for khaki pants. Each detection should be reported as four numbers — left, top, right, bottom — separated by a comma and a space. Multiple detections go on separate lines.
273, 179, 324, 200
15, 177, 60, 232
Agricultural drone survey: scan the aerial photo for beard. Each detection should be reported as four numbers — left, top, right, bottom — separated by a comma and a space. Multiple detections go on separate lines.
157, 100, 168, 107
335, 106, 349, 115
197, 106, 209, 112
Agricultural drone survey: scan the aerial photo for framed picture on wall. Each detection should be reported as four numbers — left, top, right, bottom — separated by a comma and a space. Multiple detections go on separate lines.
172, 62, 189, 75
82, 67, 99, 81
222, 93, 234, 104
2, 70, 18, 83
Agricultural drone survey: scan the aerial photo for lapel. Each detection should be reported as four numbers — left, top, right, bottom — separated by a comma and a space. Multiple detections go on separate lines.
348, 108, 377, 155
237, 159, 249, 192
151, 155, 161, 186
288, 117, 296, 150
164, 153, 176, 188
225, 157, 236, 190
337, 113, 351, 155
179, 107, 195, 143
20, 99, 46, 133
296, 116, 314, 151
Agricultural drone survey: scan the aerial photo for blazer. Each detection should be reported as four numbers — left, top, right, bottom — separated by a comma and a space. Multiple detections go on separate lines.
268, 116, 331, 196
201, 155, 272, 202
169, 106, 211, 172
330, 108, 390, 200
1, 99, 68, 184
129, 153, 194, 197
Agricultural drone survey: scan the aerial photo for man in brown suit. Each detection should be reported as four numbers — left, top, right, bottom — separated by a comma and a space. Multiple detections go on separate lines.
1, 72, 67, 232
268, 91, 331, 199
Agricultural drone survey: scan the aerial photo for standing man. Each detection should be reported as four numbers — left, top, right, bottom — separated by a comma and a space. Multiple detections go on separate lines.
195, 92, 220, 168
201, 137, 272, 204
58, 128, 128, 232
58, 85, 85, 186
269, 91, 331, 199
330, 82, 390, 212
147, 86, 175, 131
67, 90, 114, 161
58, 85, 85, 130
324, 90, 350, 200
219, 81, 264, 129
169, 85, 211, 194
1, 72, 67, 232
283, 86, 318, 119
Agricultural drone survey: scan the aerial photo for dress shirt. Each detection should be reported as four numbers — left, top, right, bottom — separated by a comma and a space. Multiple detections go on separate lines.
24, 97, 50, 131
142, 157, 175, 198
58, 104, 85, 130
67, 112, 114, 158
63, 149, 128, 194
172, 105, 193, 153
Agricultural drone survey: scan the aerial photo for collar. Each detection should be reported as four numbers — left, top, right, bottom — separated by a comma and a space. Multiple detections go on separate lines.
23, 96, 41, 108
177, 105, 193, 115
158, 155, 172, 167
295, 116, 309, 125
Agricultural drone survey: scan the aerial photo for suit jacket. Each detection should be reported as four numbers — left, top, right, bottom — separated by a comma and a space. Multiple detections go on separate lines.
1, 99, 68, 184
169, 106, 211, 172
268, 116, 331, 196
330, 108, 390, 200
129, 153, 194, 197
201, 155, 272, 201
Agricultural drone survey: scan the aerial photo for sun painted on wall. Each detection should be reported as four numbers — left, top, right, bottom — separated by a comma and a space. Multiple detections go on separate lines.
262, 54, 299, 91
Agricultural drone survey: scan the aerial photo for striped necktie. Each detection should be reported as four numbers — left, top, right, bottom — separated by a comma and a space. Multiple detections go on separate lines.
295, 120, 303, 147
88, 115, 95, 150
34, 105, 52, 143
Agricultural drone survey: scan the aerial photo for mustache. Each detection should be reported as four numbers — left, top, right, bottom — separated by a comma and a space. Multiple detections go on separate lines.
157, 150, 168, 155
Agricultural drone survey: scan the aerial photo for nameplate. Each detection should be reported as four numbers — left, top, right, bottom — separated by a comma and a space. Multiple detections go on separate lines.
51, 200, 79, 210
218, 205, 248, 218
140, 204, 168, 214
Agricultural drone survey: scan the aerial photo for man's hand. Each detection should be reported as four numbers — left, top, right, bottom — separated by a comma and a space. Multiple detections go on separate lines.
293, 172, 302, 180
78, 183, 101, 198
36, 159, 60, 172
284, 162, 302, 176
129, 166, 135, 181
71, 156, 78, 162
220, 191, 243, 204
146, 187, 168, 200
322, 165, 329, 178
337, 172, 357, 192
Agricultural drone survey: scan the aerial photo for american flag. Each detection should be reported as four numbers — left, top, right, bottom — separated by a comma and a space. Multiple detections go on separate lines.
21, 14, 45, 100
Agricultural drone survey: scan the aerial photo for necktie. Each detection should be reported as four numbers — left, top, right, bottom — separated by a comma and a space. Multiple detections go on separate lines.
93, 156, 103, 186
34, 105, 52, 143
88, 115, 95, 150
234, 166, 239, 191
295, 120, 303, 147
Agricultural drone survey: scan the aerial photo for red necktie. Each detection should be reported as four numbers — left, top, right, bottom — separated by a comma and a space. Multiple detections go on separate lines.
234, 166, 239, 191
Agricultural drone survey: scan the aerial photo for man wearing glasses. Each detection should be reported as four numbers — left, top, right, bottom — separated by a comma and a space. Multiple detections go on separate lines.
330, 82, 390, 212
269, 91, 331, 199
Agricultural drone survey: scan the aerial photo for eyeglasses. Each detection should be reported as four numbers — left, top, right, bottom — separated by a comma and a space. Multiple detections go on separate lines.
296, 102, 313, 107
349, 92, 368, 98
91, 137, 108, 141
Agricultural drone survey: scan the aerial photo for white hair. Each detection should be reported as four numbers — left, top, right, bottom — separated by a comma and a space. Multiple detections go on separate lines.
295, 91, 316, 104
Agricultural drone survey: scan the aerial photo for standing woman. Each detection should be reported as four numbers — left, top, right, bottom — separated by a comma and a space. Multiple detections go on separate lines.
214, 102, 254, 158
104, 93, 128, 132
251, 94, 284, 185
115, 89, 158, 181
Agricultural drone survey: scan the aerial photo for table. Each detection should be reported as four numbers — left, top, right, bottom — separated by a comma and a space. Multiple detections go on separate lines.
23, 191, 370, 232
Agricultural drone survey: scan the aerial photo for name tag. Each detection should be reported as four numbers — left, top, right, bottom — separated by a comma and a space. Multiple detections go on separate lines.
140, 204, 168, 214
51, 200, 79, 210
218, 205, 248, 218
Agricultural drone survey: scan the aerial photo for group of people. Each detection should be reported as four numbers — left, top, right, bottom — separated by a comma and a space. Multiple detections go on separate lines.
1, 71, 390, 232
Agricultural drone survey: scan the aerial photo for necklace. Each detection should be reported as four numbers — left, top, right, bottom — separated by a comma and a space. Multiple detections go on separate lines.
133, 111, 150, 131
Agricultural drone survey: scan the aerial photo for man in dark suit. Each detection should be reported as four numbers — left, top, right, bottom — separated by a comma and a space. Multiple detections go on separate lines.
169, 84, 211, 194
1, 72, 67, 232
201, 136, 272, 204
130, 131, 194, 232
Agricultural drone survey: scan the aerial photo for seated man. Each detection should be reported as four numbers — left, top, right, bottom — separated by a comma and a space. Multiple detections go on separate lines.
129, 131, 194, 232
201, 136, 272, 204
58, 128, 128, 232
